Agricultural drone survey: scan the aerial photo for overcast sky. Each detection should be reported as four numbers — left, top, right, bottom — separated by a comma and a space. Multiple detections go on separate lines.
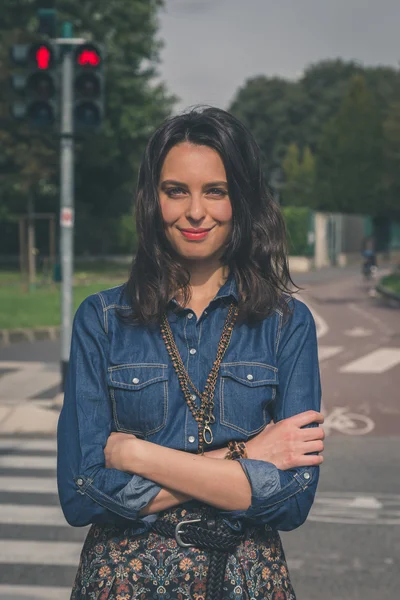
158, 0, 400, 111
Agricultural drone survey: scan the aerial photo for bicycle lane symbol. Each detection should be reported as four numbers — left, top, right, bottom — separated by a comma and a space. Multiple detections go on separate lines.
322, 406, 375, 436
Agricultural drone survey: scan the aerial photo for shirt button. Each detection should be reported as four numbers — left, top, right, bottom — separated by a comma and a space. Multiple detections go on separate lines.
304, 472, 311, 480
190, 394, 196, 401
188, 436, 195, 443
189, 348, 197, 355
187, 313, 194, 319
246, 374, 254, 381
76, 478, 84, 486
132, 378, 140, 384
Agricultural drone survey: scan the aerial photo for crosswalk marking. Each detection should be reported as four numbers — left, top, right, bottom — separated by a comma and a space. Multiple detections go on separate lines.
0, 585, 71, 599
0, 454, 56, 470
0, 540, 83, 565
318, 345, 343, 362
340, 348, 400, 374
0, 476, 57, 493
0, 438, 57, 452
0, 364, 60, 401
0, 434, 85, 596
0, 504, 67, 526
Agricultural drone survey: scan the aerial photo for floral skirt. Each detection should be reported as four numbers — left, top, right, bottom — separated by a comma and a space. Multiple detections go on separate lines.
71, 505, 296, 599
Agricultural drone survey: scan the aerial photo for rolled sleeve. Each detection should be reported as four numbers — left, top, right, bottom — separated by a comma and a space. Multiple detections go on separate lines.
57, 293, 161, 528
223, 299, 322, 530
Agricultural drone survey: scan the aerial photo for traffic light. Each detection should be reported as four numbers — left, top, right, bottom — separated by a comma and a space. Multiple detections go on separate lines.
74, 43, 104, 131
10, 41, 59, 128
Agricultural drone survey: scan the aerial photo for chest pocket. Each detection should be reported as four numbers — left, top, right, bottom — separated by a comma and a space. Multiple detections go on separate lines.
220, 362, 278, 437
107, 364, 168, 437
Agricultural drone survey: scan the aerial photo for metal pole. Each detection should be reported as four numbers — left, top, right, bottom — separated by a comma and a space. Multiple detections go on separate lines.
59, 39, 74, 390
49, 214, 56, 287
27, 194, 36, 290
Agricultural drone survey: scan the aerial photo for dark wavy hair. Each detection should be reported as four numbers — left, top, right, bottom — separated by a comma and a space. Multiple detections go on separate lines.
125, 106, 295, 324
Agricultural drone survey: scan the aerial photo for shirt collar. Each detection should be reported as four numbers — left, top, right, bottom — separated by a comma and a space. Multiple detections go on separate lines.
169, 271, 239, 308
213, 272, 238, 302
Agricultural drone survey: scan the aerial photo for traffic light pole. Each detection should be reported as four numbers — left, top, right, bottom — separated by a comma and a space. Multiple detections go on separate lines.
60, 44, 74, 389
10, 21, 102, 390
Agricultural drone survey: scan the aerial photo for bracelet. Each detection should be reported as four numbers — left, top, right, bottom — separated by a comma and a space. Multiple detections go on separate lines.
224, 440, 248, 460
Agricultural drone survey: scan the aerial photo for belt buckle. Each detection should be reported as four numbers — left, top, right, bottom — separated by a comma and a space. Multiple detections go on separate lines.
175, 517, 201, 548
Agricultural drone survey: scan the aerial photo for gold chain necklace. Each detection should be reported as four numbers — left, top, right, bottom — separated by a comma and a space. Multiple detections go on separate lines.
160, 303, 239, 454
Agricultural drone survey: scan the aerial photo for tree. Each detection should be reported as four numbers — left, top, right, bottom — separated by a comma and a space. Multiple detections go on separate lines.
229, 76, 310, 182
281, 143, 316, 208
227, 59, 400, 218
382, 99, 400, 219
0, 0, 176, 254
314, 75, 384, 215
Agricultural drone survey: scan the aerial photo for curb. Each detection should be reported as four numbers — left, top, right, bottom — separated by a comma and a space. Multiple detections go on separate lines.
0, 326, 60, 346
376, 284, 400, 306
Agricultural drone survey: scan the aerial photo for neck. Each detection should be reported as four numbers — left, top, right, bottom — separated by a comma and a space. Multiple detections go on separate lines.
178, 261, 229, 304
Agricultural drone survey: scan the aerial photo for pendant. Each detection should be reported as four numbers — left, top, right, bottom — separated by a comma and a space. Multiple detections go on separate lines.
203, 424, 213, 445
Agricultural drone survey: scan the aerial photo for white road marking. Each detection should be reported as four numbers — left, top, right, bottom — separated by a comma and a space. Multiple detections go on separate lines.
340, 348, 400, 374
0, 455, 56, 470
312, 309, 328, 339
345, 327, 373, 337
0, 476, 57, 493
318, 346, 343, 361
298, 295, 328, 339
0, 585, 71, 599
323, 407, 375, 435
0, 540, 82, 565
349, 302, 393, 336
0, 438, 57, 452
0, 504, 67, 526
0, 364, 60, 400
309, 492, 400, 525
0, 361, 45, 370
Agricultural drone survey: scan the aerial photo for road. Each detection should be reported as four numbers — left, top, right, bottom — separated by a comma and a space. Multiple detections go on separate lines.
0, 267, 399, 599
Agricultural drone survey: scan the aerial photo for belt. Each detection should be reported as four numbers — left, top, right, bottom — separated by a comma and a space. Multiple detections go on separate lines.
151, 513, 245, 600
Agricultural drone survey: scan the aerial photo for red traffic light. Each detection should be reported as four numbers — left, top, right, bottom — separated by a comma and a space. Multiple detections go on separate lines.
29, 43, 54, 70
36, 45, 51, 69
76, 46, 101, 68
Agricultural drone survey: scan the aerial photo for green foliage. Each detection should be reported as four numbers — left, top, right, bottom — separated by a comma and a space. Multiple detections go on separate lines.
228, 59, 400, 219
314, 75, 383, 215
380, 273, 400, 295
281, 143, 316, 208
382, 100, 400, 218
281, 206, 312, 256
118, 213, 138, 253
0, 280, 124, 329
229, 76, 310, 181
0, 0, 176, 253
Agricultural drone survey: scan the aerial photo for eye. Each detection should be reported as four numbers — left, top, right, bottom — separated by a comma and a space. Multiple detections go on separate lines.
207, 188, 228, 197
165, 187, 186, 197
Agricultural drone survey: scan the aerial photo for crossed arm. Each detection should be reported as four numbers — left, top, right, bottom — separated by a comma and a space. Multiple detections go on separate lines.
104, 410, 325, 516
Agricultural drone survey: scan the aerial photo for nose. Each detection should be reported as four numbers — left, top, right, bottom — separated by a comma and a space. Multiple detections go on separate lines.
185, 192, 206, 222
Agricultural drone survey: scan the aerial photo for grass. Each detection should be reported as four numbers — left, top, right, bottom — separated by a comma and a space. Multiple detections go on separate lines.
0, 265, 128, 329
380, 273, 400, 295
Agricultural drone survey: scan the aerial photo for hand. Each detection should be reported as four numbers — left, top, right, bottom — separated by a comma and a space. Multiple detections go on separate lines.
104, 431, 137, 471
246, 410, 325, 470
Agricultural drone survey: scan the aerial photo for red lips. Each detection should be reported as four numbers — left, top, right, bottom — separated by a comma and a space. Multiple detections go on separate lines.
179, 228, 213, 240
180, 228, 212, 233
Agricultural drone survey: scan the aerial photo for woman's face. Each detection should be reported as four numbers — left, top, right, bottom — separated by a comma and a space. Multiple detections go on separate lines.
158, 142, 233, 264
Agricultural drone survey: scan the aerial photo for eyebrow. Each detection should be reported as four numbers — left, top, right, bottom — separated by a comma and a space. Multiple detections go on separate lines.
160, 180, 228, 189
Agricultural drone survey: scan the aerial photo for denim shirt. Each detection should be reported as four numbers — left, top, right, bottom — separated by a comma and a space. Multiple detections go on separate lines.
57, 277, 321, 533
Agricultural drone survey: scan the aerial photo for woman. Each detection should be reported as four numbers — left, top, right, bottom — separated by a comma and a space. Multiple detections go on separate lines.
57, 106, 324, 600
